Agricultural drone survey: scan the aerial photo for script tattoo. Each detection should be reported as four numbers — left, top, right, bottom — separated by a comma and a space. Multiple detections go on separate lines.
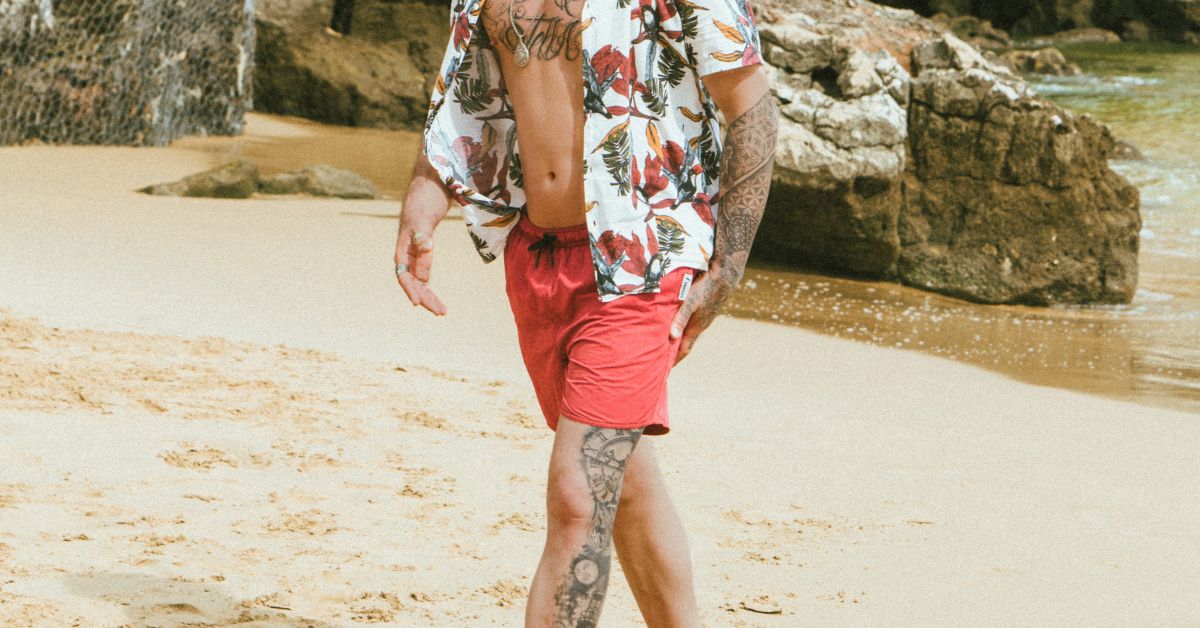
481, 0, 584, 62
552, 427, 643, 627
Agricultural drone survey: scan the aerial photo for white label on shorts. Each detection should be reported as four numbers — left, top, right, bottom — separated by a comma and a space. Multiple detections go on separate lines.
677, 272, 693, 301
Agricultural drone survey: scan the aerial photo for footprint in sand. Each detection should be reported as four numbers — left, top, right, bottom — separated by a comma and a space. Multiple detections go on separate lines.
265, 508, 339, 536
346, 591, 406, 623
479, 578, 527, 607
159, 445, 238, 470
489, 512, 541, 534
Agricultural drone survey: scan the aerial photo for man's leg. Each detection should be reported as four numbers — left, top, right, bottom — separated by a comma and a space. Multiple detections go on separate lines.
526, 416, 643, 628
611, 438, 700, 627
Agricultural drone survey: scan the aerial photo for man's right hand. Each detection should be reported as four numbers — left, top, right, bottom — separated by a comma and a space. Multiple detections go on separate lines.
394, 223, 447, 316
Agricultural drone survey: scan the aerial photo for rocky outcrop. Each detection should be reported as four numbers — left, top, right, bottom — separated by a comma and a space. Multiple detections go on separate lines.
140, 161, 261, 199
754, 0, 1140, 305
140, 161, 382, 199
258, 165, 381, 199
253, 0, 446, 129
1000, 47, 1082, 76
900, 37, 1140, 304
930, 13, 1013, 50
875, 0, 1200, 43
247, 0, 1141, 305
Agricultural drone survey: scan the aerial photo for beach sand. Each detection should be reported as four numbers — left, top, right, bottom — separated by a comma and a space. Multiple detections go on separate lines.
2, 121, 1199, 626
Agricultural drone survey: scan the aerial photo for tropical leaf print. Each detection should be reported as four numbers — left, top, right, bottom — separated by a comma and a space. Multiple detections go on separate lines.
713, 19, 744, 44
428, 0, 765, 296
583, 49, 621, 118
676, 105, 704, 123
674, 0, 701, 39
593, 121, 632, 195
640, 78, 668, 116
655, 215, 687, 255
505, 124, 523, 190
453, 48, 495, 115
656, 41, 687, 87
590, 240, 625, 296
469, 228, 497, 263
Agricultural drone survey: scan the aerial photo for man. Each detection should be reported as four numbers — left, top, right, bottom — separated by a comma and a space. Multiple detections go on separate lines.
394, 0, 778, 623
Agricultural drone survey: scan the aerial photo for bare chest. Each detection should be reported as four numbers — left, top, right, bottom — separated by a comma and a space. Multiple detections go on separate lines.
478, 0, 587, 63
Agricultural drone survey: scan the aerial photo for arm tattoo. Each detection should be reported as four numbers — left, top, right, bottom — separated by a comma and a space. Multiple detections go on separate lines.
553, 426, 643, 627
686, 90, 778, 331
715, 90, 779, 289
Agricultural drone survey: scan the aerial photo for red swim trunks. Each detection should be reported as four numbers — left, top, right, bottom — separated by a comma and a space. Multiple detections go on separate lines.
503, 211, 694, 436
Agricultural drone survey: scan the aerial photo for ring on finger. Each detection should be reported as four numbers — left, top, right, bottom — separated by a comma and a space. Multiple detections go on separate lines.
395, 262, 410, 276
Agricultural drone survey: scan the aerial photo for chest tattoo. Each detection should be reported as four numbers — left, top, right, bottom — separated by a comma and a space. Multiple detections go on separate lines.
480, 0, 586, 62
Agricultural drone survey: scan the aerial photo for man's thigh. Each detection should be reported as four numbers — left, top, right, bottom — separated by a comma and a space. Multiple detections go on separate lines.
545, 416, 645, 518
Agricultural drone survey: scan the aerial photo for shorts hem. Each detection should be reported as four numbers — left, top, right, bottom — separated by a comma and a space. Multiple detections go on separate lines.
551, 411, 670, 436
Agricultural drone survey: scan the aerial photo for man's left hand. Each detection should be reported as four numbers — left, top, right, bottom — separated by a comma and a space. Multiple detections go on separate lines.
669, 263, 737, 365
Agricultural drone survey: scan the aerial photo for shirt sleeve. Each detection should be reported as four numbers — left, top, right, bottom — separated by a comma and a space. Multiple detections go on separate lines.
684, 0, 765, 78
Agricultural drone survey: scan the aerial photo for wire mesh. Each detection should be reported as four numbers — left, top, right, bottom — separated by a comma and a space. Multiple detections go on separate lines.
0, 0, 255, 146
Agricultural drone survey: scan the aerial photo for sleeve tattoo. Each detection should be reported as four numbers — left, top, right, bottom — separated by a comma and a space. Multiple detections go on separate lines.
714, 89, 779, 291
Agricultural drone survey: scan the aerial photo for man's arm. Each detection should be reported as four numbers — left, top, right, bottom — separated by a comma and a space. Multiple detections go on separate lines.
670, 65, 779, 363
394, 133, 454, 315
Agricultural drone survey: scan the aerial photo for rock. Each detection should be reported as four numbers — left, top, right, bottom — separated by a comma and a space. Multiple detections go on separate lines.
755, 6, 914, 275
899, 48, 1140, 304
139, 160, 260, 199
1025, 27, 1123, 46
1112, 139, 1144, 161
930, 13, 1013, 50
1000, 47, 1082, 76
754, 1, 1140, 305
254, 0, 447, 129
259, 164, 381, 199
1121, 20, 1153, 42
140, 161, 381, 199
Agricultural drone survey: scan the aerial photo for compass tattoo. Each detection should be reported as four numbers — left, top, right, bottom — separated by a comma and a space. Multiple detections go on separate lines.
553, 426, 643, 627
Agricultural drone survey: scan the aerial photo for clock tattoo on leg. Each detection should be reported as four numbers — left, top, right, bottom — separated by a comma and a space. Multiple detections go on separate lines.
553, 426, 642, 627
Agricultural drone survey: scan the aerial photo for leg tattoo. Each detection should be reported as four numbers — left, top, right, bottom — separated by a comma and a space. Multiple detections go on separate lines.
553, 426, 643, 627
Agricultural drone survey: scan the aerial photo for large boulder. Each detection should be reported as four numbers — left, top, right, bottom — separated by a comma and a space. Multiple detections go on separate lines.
752, 0, 943, 275
253, 0, 447, 129
899, 37, 1140, 304
258, 164, 381, 199
753, 0, 1140, 305
140, 160, 260, 199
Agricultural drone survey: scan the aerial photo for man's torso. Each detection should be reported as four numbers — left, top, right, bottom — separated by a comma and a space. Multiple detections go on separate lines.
478, 0, 587, 228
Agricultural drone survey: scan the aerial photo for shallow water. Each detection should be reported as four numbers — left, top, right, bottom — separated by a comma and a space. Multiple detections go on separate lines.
726, 43, 1200, 415
198, 43, 1200, 414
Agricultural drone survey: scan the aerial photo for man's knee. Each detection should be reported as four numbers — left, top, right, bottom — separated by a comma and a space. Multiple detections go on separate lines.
546, 470, 597, 530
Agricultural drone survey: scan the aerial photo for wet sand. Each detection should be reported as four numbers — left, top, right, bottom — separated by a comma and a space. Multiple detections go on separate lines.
2, 118, 1200, 625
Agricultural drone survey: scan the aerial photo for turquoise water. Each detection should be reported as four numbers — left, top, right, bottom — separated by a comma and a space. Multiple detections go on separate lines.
728, 43, 1200, 414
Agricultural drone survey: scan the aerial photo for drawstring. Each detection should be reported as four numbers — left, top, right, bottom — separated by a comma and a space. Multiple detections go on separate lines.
527, 232, 558, 268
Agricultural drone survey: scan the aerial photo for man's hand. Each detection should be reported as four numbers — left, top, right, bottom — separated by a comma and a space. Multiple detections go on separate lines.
395, 132, 453, 315
670, 262, 735, 364
394, 221, 446, 315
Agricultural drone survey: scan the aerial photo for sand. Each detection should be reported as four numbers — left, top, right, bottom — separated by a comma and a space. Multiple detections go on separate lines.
2, 119, 1199, 626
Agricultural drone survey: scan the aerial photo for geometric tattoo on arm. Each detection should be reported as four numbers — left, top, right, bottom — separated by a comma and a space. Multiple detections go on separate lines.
684, 89, 779, 333
552, 426, 644, 627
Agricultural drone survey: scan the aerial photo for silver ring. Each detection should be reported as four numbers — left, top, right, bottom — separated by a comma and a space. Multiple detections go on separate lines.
395, 263, 409, 276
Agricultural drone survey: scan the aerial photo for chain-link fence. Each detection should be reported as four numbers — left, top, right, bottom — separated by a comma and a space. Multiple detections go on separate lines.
0, 0, 255, 146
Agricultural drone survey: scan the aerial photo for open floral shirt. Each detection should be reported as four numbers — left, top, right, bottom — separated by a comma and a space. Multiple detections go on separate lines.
423, 0, 763, 301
